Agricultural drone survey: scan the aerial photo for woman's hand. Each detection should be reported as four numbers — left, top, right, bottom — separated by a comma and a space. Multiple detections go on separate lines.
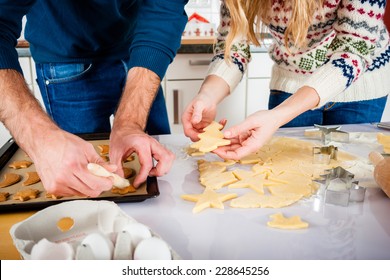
182, 75, 230, 141
213, 109, 283, 160
214, 86, 320, 160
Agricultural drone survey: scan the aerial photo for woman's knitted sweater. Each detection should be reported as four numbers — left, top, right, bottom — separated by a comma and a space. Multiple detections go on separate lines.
208, 0, 390, 108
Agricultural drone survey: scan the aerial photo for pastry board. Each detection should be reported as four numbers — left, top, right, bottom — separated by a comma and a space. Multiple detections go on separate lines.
0, 133, 159, 212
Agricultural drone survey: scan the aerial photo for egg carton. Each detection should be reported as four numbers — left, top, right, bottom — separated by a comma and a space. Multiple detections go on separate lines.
10, 200, 180, 260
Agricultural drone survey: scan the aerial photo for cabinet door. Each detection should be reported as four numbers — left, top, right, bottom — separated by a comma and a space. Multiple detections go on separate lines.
165, 80, 200, 134
166, 53, 213, 80
165, 80, 246, 134
246, 78, 271, 116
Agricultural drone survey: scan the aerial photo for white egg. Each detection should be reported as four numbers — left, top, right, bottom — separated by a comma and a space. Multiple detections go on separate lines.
30, 238, 74, 260
121, 223, 152, 247
79, 232, 114, 260
113, 231, 133, 260
133, 237, 172, 260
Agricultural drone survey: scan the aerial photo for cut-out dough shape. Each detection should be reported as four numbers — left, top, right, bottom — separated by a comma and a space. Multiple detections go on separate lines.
13, 188, 40, 201
111, 185, 136, 195
228, 173, 266, 194
22, 171, 41, 186
181, 188, 238, 213
190, 121, 231, 152
123, 167, 135, 179
0, 173, 21, 188
0, 192, 9, 202
8, 160, 33, 169
267, 213, 309, 229
97, 144, 110, 155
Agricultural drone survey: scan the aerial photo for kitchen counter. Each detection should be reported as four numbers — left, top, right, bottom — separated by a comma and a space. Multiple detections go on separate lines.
118, 124, 390, 260
16, 38, 269, 56
2, 124, 389, 260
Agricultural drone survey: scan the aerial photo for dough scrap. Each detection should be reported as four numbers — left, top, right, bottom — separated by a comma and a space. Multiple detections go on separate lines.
230, 192, 302, 208
201, 171, 237, 190
186, 136, 361, 212
87, 163, 130, 188
267, 213, 309, 229
181, 188, 238, 213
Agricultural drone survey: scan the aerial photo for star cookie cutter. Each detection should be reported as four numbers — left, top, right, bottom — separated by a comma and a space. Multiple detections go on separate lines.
312, 145, 338, 164
306, 124, 350, 145
314, 166, 366, 207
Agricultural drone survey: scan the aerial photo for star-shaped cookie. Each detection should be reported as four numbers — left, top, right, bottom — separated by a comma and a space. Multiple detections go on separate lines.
181, 188, 237, 213
228, 173, 266, 194
267, 213, 309, 229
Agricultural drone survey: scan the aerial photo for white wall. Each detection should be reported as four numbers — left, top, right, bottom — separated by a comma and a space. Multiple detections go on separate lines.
185, 0, 220, 26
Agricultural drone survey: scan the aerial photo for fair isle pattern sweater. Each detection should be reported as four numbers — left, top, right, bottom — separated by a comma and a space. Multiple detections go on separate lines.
208, 0, 390, 108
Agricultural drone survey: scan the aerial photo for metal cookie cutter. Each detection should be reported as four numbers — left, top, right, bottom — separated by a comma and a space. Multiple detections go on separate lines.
315, 166, 366, 206
312, 145, 338, 164
306, 124, 350, 145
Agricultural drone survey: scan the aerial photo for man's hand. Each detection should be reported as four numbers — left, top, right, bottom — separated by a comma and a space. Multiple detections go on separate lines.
110, 67, 175, 186
109, 126, 175, 187
1, 69, 115, 197
29, 130, 115, 197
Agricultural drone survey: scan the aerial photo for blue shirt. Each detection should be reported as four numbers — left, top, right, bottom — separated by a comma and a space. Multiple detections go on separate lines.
0, 0, 188, 79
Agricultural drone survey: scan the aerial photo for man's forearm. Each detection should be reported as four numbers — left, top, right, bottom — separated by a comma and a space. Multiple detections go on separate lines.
113, 67, 161, 131
0, 69, 58, 151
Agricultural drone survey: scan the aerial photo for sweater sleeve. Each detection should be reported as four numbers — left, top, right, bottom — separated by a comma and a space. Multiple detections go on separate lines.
128, 0, 188, 80
306, 0, 387, 108
0, 0, 35, 74
207, 0, 251, 92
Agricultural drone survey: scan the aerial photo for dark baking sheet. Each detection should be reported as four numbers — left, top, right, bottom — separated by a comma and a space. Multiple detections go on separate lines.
0, 133, 159, 212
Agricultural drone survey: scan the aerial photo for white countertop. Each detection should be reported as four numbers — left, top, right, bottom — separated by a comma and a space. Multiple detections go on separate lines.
118, 124, 390, 260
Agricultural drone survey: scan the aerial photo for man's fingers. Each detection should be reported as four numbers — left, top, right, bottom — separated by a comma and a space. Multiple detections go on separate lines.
148, 144, 175, 177
133, 147, 154, 188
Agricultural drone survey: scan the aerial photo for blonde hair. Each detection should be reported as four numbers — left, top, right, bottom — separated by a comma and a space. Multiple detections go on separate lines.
223, 0, 324, 57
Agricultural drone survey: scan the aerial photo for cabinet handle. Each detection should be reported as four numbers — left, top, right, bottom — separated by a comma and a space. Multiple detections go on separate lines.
173, 89, 179, 125
189, 60, 211, 66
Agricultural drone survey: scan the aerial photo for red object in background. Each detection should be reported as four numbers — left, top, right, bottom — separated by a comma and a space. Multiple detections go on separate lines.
188, 12, 210, 23
385, 3, 390, 30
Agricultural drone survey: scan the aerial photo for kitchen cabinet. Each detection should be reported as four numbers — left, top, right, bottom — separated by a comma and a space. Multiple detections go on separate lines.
164, 53, 246, 133
246, 52, 273, 116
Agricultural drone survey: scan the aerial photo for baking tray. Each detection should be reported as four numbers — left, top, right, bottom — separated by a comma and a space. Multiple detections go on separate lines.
0, 133, 159, 212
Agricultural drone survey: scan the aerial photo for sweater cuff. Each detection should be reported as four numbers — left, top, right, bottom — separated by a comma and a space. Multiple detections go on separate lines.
207, 58, 244, 92
128, 46, 171, 80
0, 47, 23, 74
304, 63, 347, 109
